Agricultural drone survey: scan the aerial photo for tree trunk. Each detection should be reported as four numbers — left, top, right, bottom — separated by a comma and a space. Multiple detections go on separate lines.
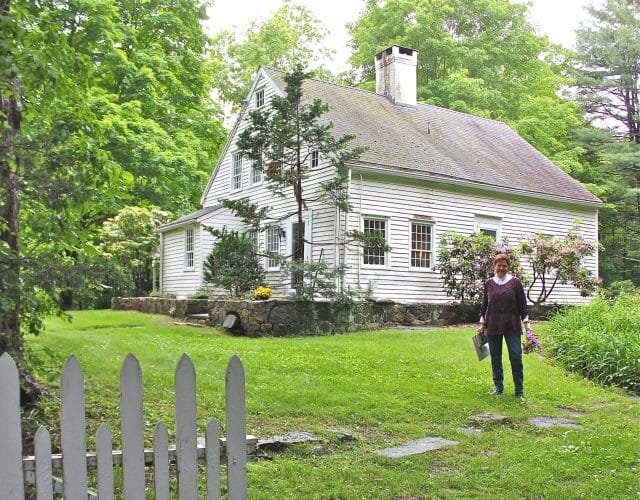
0, 75, 23, 359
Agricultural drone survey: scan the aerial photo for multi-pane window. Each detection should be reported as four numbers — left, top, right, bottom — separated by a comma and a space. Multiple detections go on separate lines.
255, 88, 265, 108
265, 226, 281, 269
184, 228, 194, 268
310, 150, 319, 167
251, 150, 263, 185
410, 222, 433, 268
363, 218, 387, 266
231, 153, 242, 191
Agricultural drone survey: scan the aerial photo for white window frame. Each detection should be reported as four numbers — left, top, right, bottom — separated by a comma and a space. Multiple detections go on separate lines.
362, 216, 388, 267
231, 152, 243, 191
409, 220, 434, 270
251, 149, 263, 186
474, 215, 502, 240
265, 226, 281, 270
310, 150, 319, 168
255, 88, 265, 108
184, 227, 194, 270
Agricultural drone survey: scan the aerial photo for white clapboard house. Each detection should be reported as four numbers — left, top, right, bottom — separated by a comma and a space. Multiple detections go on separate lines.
158, 45, 601, 303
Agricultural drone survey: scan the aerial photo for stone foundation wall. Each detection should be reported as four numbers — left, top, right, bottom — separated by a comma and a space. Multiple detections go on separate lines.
112, 297, 562, 337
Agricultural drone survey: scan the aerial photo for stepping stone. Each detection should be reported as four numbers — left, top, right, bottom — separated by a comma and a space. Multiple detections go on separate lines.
375, 437, 459, 458
457, 427, 482, 437
528, 417, 581, 428
257, 431, 319, 450
469, 413, 509, 425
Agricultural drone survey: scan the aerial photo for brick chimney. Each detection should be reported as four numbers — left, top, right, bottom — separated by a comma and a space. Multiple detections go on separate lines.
375, 45, 418, 106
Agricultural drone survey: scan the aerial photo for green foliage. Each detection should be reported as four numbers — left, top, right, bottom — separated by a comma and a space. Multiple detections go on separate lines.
209, 1, 333, 110
1, 0, 223, 357
437, 232, 526, 303
545, 293, 640, 393
570, 1, 640, 287
99, 206, 169, 297
203, 228, 264, 297
520, 225, 598, 305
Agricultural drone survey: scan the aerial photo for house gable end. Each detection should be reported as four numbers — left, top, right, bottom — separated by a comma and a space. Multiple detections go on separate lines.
200, 68, 286, 207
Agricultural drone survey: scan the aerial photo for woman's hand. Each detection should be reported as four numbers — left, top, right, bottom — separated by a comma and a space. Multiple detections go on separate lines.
477, 325, 486, 336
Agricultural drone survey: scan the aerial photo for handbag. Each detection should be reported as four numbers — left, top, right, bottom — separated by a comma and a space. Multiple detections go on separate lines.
472, 331, 490, 361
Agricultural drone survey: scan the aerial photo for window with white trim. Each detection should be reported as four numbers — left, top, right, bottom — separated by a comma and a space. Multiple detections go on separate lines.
310, 150, 319, 167
231, 152, 242, 191
363, 217, 387, 266
251, 149, 263, 185
265, 226, 281, 269
474, 215, 502, 240
184, 228, 194, 269
255, 88, 265, 108
410, 222, 433, 268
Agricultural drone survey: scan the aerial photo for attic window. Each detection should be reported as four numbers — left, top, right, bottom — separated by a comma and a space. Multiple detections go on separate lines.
310, 150, 319, 167
255, 88, 265, 108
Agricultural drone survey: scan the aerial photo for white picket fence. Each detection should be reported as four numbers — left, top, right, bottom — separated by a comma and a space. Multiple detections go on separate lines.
0, 352, 252, 499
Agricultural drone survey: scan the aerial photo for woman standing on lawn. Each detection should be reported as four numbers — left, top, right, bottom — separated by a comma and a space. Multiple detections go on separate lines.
478, 253, 529, 401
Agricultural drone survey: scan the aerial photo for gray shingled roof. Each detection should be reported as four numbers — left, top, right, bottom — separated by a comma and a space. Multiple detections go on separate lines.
160, 205, 221, 231
264, 68, 600, 205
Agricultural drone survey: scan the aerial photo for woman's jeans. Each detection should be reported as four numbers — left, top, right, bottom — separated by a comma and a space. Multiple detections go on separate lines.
487, 334, 523, 395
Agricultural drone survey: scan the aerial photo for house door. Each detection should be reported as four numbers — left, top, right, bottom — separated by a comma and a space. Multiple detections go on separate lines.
286, 215, 311, 292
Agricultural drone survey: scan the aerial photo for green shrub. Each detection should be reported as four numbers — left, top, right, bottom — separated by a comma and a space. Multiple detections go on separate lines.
545, 293, 640, 393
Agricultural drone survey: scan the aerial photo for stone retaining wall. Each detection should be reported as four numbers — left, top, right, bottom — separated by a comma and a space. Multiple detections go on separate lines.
112, 297, 562, 337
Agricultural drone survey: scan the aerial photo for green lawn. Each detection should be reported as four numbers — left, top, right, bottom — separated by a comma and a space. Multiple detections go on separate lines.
26, 310, 640, 499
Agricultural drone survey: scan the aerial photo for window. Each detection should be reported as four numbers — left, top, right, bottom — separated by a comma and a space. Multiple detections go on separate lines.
474, 215, 502, 240
184, 228, 194, 268
310, 150, 319, 167
265, 226, 281, 269
251, 150, 263, 185
231, 152, 242, 191
255, 88, 264, 108
363, 218, 387, 266
410, 222, 433, 268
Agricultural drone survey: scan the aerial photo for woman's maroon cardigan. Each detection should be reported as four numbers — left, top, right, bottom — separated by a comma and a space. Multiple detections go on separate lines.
480, 277, 528, 336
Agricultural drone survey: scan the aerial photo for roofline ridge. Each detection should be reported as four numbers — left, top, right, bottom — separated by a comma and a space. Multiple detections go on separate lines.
264, 66, 509, 127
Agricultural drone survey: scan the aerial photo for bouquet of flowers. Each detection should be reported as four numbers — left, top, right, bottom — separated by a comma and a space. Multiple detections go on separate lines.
523, 327, 542, 354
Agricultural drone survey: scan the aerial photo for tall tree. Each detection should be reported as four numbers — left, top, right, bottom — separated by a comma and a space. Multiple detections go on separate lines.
232, 66, 366, 297
1, 0, 117, 359
572, 0, 640, 285
347, 0, 586, 168
209, 1, 333, 110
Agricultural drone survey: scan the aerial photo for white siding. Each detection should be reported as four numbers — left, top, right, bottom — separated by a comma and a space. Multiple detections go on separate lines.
161, 225, 202, 298
343, 173, 598, 304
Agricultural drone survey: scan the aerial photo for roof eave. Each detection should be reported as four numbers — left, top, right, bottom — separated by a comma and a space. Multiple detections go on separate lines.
347, 162, 603, 208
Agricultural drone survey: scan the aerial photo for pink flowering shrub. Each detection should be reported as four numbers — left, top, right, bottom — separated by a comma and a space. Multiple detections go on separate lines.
437, 232, 527, 304
520, 224, 598, 306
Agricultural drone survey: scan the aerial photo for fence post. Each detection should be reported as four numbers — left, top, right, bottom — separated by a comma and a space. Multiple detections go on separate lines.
175, 354, 198, 498
120, 354, 145, 499
61, 355, 88, 500
226, 355, 247, 500
0, 353, 25, 500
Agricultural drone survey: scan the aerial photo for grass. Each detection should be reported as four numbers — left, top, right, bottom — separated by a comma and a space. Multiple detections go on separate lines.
25, 310, 640, 499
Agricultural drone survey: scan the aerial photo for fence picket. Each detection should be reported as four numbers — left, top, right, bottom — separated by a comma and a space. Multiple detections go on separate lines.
153, 422, 170, 500
175, 354, 198, 498
96, 423, 114, 500
205, 418, 221, 500
226, 355, 247, 500
61, 355, 88, 500
120, 354, 145, 500
0, 353, 24, 500
34, 426, 53, 500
